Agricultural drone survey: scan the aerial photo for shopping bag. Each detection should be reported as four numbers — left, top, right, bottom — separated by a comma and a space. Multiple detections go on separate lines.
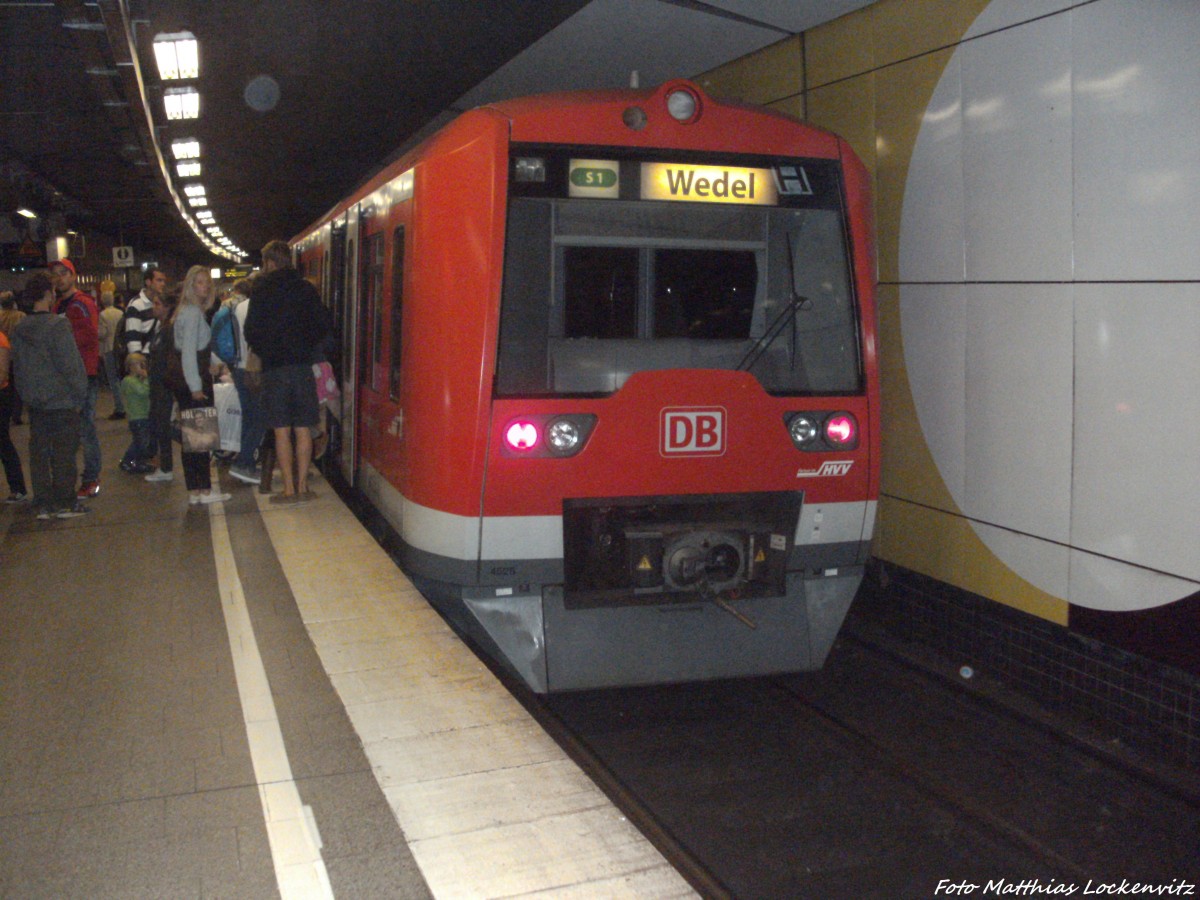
180, 406, 220, 453
313, 360, 340, 406
213, 382, 242, 452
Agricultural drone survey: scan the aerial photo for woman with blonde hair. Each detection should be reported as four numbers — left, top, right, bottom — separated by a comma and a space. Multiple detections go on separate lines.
171, 265, 229, 505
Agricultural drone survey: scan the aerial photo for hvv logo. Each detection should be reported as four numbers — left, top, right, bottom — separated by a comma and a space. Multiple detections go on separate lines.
661, 407, 726, 456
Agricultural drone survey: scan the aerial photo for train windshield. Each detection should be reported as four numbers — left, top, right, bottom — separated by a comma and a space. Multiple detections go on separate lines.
496, 178, 860, 397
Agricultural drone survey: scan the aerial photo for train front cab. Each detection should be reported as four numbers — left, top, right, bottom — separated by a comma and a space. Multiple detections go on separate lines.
472, 140, 877, 692
336, 83, 879, 693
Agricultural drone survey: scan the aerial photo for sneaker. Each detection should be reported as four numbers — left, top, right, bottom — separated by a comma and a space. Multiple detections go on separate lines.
144, 470, 174, 482
229, 465, 260, 485
56, 502, 90, 519
107, 411, 126, 420
5, 492, 29, 504
77, 481, 100, 498
198, 491, 231, 504
35, 508, 53, 520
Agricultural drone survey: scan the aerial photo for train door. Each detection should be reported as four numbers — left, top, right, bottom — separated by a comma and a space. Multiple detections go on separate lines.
356, 196, 410, 492
338, 210, 360, 483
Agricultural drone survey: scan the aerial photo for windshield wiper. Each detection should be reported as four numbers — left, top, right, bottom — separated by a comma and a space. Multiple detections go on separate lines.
736, 291, 809, 372
738, 229, 810, 372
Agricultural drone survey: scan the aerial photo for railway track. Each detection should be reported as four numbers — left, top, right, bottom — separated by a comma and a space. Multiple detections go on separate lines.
532, 635, 1200, 899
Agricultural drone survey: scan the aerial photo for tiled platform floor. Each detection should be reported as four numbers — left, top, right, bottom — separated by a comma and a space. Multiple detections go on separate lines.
0, 391, 692, 899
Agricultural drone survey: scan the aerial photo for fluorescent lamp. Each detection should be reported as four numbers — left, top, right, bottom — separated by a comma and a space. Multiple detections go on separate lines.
171, 139, 200, 160
17, 208, 37, 218
183, 184, 206, 198
187, 196, 208, 208
164, 86, 200, 120
154, 32, 199, 80
176, 161, 201, 178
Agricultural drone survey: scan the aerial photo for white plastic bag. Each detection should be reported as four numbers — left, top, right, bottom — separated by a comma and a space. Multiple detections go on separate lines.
213, 381, 242, 452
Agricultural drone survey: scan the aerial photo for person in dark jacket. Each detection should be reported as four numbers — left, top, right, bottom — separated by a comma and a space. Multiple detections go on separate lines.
11, 272, 89, 518
243, 240, 330, 503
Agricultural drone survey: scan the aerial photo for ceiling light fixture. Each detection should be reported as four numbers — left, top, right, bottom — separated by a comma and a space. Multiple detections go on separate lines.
164, 86, 200, 120
176, 161, 201, 178
183, 184, 206, 198
153, 32, 199, 80
17, 208, 37, 218
171, 139, 200, 160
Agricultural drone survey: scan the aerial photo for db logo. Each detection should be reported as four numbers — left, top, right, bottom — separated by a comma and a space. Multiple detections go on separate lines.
661, 407, 726, 457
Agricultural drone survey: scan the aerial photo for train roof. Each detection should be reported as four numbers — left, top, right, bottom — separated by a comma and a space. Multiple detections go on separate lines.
293, 80, 846, 244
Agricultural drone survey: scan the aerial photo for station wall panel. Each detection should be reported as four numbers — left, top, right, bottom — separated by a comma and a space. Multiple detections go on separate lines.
696, 0, 1200, 674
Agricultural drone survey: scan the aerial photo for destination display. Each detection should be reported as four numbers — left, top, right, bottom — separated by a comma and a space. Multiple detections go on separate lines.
640, 162, 778, 206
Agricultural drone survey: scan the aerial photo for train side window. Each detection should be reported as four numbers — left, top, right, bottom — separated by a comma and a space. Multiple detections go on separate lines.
363, 232, 385, 393
389, 226, 405, 402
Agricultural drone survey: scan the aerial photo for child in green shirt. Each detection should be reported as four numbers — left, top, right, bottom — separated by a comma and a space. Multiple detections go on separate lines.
119, 353, 154, 473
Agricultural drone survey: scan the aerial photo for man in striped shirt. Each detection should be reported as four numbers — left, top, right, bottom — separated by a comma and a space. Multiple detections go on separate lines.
123, 267, 167, 356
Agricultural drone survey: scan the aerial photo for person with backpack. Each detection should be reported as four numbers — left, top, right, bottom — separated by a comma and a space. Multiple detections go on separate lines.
215, 277, 266, 485
49, 259, 101, 499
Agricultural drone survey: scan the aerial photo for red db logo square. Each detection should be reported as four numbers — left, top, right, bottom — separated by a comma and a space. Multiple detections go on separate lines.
661, 407, 726, 457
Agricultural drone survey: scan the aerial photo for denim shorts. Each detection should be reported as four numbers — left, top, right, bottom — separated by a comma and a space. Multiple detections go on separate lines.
261, 363, 320, 429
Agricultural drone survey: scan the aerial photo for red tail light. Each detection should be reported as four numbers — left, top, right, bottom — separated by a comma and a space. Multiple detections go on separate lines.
825, 414, 857, 446
504, 421, 539, 451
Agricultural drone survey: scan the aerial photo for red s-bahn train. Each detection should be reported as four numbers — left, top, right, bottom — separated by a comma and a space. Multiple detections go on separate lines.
293, 80, 879, 692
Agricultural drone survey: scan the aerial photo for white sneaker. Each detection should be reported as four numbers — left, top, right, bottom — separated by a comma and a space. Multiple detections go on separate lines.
199, 491, 231, 504
144, 470, 174, 482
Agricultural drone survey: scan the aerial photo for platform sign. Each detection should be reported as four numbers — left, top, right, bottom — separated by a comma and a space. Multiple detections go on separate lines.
222, 264, 254, 279
113, 245, 135, 267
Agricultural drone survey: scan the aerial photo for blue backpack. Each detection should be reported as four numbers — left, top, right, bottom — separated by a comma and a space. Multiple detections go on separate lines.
210, 302, 240, 366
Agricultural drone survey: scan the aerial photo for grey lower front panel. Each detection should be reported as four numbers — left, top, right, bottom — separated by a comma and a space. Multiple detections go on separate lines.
431, 566, 865, 693
542, 569, 864, 691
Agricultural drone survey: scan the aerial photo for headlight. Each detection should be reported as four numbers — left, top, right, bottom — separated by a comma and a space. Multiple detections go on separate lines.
788, 414, 819, 446
666, 88, 699, 122
546, 418, 581, 453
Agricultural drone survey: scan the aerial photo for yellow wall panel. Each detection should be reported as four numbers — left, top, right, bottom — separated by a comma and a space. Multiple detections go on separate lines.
870, 0, 989, 70
766, 95, 805, 122
696, 36, 802, 107
806, 6, 874, 88
807, 75, 877, 176
872, 46, 955, 284
877, 498, 1069, 625
875, 284, 955, 512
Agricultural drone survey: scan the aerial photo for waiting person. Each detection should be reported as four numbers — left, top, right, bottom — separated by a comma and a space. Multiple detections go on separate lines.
0, 292, 26, 427
10, 272, 88, 519
0, 322, 29, 502
98, 290, 126, 420
143, 288, 178, 483
118, 353, 153, 473
244, 241, 330, 503
124, 267, 167, 357
170, 266, 229, 505
218, 277, 266, 485
49, 259, 101, 498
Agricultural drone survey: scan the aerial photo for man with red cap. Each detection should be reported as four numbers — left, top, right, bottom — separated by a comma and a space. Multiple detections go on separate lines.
50, 259, 102, 497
